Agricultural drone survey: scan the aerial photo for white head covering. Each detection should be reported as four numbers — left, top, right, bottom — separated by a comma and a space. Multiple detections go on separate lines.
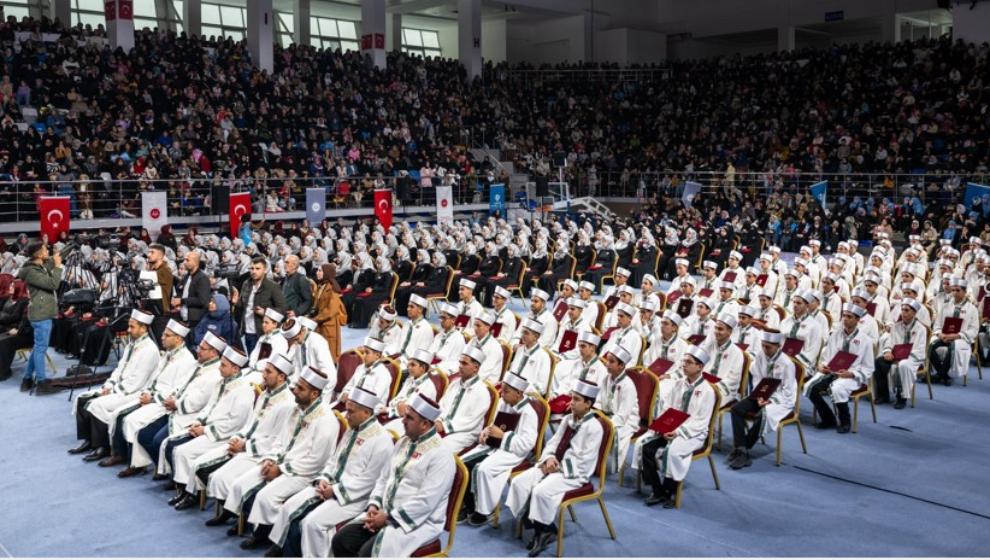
299, 366, 329, 391
165, 319, 190, 338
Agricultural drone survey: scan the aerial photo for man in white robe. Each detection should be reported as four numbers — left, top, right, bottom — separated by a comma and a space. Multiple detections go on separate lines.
456, 278, 485, 338
929, 276, 979, 385
388, 294, 434, 367
596, 345, 639, 472
601, 302, 644, 366
492, 287, 518, 342
284, 316, 336, 389
511, 288, 558, 348
507, 319, 553, 396
429, 303, 467, 375
471, 310, 505, 384
381, 348, 440, 435
807, 303, 875, 434
875, 299, 927, 409
333, 336, 393, 408
436, 345, 492, 454
244, 308, 288, 385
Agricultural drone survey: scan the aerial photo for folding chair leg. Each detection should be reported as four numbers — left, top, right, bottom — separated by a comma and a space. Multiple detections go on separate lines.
869, 396, 877, 423
555, 507, 567, 558
491, 504, 501, 529
852, 399, 859, 433
708, 455, 721, 490
567, 505, 577, 522
617, 463, 625, 487
598, 497, 617, 539
796, 422, 808, 454
673, 481, 683, 509
716, 414, 723, 452
199, 489, 207, 510
926, 372, 933, 400
775, 429, 783, 466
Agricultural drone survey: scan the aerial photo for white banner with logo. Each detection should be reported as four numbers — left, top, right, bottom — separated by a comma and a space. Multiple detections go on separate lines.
436, 186, 453, 224
142, 191, 168, 236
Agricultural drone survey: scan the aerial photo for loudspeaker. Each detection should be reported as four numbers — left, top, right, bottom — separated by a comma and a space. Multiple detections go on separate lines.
212, 183, 231, 215
552, 151, 566, 168
535, 175, 549, 197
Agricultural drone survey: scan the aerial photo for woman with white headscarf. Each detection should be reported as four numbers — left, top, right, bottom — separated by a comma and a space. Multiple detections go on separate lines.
522, 239, 550, 297
349, 255, 396, 328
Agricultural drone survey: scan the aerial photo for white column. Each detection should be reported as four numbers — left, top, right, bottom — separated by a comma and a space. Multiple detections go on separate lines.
458, 0, 481, 80
390, 13, 402, 52
293, 0, 311, 47
777, 25, 794, 52
52, 0, 71, 27
183, 0, 201, 37
247, 0, 274, 73
361, 0, 386, 69
105, 0, 135, 51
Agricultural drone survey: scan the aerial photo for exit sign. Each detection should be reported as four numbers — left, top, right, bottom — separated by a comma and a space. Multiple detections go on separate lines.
825, 10, 844, 22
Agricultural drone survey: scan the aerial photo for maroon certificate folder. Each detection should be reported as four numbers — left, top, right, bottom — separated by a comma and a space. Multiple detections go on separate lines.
648, 408, 690, 434
826, 350, 857, 371
749, 378, 782, 401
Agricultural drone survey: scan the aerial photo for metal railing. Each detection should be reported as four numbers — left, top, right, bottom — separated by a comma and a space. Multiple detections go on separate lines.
499, 67, 672, 85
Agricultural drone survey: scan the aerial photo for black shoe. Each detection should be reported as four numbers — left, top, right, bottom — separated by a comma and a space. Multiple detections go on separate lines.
68, 441, 93, 455
167, 492, 187, 506
894, 398, 907, 410
264, 546, 283, 557
467, 512, 489, 527
83, 447, 109, 462
528, 532, 556, 557
815, 420, 837, 430
161, 481, 178, 492
206, 510, 235, 527
19, 377, 34, 392
152, 473, 169, 481
173, 494, 197, 510
644, 492, 668, 507
240, 535, 267, 550
837, 424, 851, 434
226, 525, 241, 537
456, 508, 469, 524
118, 466, 147, 478
98, 455, 125, 468
729, 449, 750, 470
942, 376, 953, 386
725, 448, 740, 464
34, 381, 62, 395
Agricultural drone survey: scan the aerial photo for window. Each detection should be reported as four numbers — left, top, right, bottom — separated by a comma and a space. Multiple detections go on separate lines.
67, 0, 157, 30
275, 11, 293, 47
401, 27, 441, 58
189, 2, 245, 41
309, 15, 359, 53
0, 1, 31, 21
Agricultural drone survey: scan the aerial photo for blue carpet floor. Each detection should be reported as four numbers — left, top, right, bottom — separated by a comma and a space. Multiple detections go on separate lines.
2, 295, 989, 557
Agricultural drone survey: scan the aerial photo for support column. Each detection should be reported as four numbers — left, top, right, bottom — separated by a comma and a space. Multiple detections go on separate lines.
458, 0, 481, 80
183, 0, 201, 37
105, 0, 135, 51
247, 0, 274, 73
293, 0, 311, 47
52, 0, 71, 27
361, 0, 386, 69
391, 13, 402, 52
777, 25, 794, 52
154, 0, 175, 32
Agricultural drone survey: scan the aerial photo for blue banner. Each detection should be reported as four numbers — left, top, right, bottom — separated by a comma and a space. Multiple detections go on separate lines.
964, 183, 990, 208
681, 181, 701, 208
489, 183, 505, 216
810, 180, 828, 207
306, 187, 326, 225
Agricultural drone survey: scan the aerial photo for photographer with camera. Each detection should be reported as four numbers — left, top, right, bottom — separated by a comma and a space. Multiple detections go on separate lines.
171, 250, 211, 337
17, 241, 64, 394
145, 243, 174, 344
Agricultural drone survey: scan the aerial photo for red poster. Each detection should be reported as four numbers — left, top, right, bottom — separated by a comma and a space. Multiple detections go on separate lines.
374, 189, 393, 230
374, 33, 385, 49
104, 0, 116, 20
229, 192, 252, 237
118, 0, 133, 20
361, 34, 372, 50
39, 196, 71, 242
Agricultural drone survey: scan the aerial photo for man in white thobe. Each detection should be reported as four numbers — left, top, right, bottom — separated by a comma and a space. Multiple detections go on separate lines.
596, 345, 639, 471
333, 336, 393, 409
929, 276, 979, 385
284, 316, 336, 390
436, 345, 492, 454
244, 308, 288, 385
875, 299, 927, 409
387, 293, 434, 367
507, 318, 553, 397
807, 303, 875, 434
430, 303, 467, 375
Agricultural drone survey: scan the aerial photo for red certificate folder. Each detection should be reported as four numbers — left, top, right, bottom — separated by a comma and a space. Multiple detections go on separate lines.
756, 274, 768, 287
552, 300, 569, 321
667, 290, 683, 304
548, 394, 572, 415
723, 271, 737, 283
676, 298, 694, 318
737, 343, 749, 351
602, 326, 619, 341
687, 334, 706, 346
702, 372, 721, 384
699, 288, 714, 298
826, 350, 857, 371
648, 408, 690, 434
782, 337, 804, 358
865, 302, 877, 316
557, 330, 578, 353
491, 322, 504, 338
604, 295, 619, 310
983, 297, 990, 320
749, 377, 782, 401
942, 317, 963, 335
648, 358, 675, 377
891, 343, 913, 361
455, 314, 471, 328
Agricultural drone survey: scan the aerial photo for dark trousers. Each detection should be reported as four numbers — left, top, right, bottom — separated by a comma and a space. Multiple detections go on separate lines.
137, 418, 171, 468
928, 340, 952, 379
730, 398, 764, 449
640, 436, 670, 494
110, 406, 149, 460
807, 374, 838, 425
460, 452, 488, 514
195, 458, 231, 489
331, 523, 378, 557
279, 500, 323, 556
874, 357, 893, 402
75, 394, 99, 441
162, 434, 194, 474
243, 333, 259, 356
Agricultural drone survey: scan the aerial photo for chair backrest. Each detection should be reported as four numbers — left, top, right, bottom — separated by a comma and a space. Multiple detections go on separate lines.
773, 304, 787, 321
441, 266, 456, 297
483, 381, 500, 425
626, 367, 660, 429
384, 357, 402, 400
592, 412, 615, 489
441, 456, 469, 549
696, 384, 722, 457
788, 355, 805, 414
595, 302, 606, 331
387, 272, 400, 303
543, 351, 559, 399
429, 370, 449, 401
334, 348, 364, 396
333, 410, 349, 445
738, 351, 752, 399
527, 393, 551, 458
499, 340, 513, 379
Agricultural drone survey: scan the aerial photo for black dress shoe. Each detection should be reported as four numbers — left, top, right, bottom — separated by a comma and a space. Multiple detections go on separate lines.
815, 420, 837, 430
528, 532, 556, 557
240, 535, 267, 550
98, 455, 125, 468
205, 510, 236, 527
837, 424, 851, 434
644, 492, 669, 507
226, 525, 241, 537
152, 473, 169, 481
161, 481, 178, 492
168, 492, 187, 506
467, 512, 489, 527
19, 377, 34, 392
173, 494, 197, 510
34, 382, 63, 395
68, 441, 93, 455
118, 466, 147, 478
83, 448, 109, 462
894, 398, 907, 410
942, 377, 953, 386
264, 546, 283, 557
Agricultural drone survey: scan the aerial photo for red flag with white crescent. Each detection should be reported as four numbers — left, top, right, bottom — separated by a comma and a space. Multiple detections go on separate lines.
374, 189, 393, 230
39, 196, 70, 242
229, 192, 252, 237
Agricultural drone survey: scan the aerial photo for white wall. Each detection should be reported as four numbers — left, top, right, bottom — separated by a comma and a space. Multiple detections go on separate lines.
482, 18, 507, 63
951, 2, 990, 45
507, 14, 588, 64
595, 27, 667, 64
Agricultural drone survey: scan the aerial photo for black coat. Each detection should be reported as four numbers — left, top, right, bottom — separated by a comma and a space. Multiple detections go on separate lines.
177, 269, 212, 325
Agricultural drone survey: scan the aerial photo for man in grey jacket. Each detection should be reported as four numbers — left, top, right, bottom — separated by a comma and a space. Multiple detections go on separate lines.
233, 256, 287, 354
17, 241, 63, 394
282, 255, 313, 318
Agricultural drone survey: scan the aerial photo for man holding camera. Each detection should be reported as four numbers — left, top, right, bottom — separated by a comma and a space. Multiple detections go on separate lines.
17, 241, 64, 394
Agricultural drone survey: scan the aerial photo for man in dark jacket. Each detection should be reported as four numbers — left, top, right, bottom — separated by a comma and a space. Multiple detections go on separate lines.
233, 256, 287, 354
282, 255, 313, 318
171, 250, 212, 334
17, 241, 63, 394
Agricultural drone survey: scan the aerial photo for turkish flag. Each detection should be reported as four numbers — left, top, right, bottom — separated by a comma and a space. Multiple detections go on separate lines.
374, 189, 393, 230
229, 192, 252, 237
39, 196, 70, 242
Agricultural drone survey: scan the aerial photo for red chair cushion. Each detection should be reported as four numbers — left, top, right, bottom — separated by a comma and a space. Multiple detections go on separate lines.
562, 483, 595, 502
412, 539, 442, 557
511, 459, 532, 474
